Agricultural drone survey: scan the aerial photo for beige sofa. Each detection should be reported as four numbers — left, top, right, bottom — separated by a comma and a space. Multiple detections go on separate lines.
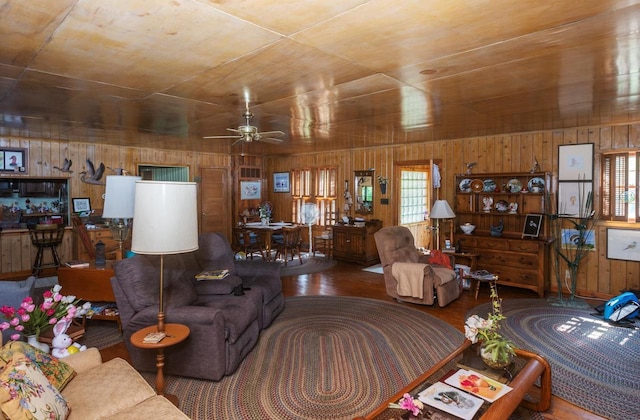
0, 334, 189, 420
61, 348, 190, 419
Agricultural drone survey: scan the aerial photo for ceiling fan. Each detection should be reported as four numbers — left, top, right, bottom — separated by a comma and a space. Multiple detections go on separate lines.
203, 102, 285, 146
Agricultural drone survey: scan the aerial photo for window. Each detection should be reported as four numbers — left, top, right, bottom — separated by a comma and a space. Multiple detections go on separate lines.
291, 167, 337, 226
601, 151, 638, 222
137, 164, 189, 181
400, 170, 428, 224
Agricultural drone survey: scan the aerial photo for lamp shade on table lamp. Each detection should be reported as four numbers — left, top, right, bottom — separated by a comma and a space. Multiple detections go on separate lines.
131, 181, 199, 332
103, 175, 141, 259
430, 199, 456, 250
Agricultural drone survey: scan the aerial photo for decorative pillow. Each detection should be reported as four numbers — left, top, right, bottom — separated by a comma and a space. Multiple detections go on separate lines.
0, 353, 70, 420
0, 341, 75, 391
427, 250, 452, 269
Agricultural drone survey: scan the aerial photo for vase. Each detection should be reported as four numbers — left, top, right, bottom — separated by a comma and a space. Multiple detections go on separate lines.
26, 334, 50, 354
379, 183, 387, 195
261, 217, 270, 225
480, 343, 513, 369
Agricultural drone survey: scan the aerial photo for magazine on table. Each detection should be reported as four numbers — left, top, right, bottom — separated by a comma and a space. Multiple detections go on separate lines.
418, 382, 483, 420
444, 369, 512, 402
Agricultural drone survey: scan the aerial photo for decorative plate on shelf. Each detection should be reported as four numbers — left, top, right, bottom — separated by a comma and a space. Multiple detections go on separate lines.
483, 179, 496, 192
495, 200, 509, 212
459, 178, 472, 193
528, 177, 545, 192
470, 179, 484, 193
506, 178, 522, 193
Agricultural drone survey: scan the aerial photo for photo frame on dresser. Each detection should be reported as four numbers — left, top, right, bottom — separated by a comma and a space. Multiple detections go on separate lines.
522, 214, 543, 238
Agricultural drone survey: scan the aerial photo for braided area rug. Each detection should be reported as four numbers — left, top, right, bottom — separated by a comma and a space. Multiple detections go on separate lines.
153, 296, 464, 419
469, 299, 640, 420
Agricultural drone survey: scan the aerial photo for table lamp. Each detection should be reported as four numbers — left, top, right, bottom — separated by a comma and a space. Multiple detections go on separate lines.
131, 181, 199, 332
102, 175, 141, 259
430, 199, 456, 250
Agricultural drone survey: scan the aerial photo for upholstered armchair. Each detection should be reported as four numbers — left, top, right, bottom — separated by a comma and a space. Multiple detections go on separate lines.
374, 226, 460, 307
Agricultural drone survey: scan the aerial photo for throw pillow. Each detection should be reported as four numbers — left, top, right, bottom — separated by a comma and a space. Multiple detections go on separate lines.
0, 341, 75, 390
427, 250, 452, 269
0, 353, 70, 420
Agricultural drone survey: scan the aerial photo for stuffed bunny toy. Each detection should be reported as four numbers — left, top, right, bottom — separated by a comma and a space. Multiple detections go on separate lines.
51, 319, 73, 358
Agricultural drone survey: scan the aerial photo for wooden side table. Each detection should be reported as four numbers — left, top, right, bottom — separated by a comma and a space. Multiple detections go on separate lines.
57, 262, 121, 330
313, 236, 333, 258
130, 323, 190, 406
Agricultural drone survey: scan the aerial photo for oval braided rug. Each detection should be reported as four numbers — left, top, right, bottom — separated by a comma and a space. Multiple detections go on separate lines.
157, 296, 464, 419
470, 299, 640, 420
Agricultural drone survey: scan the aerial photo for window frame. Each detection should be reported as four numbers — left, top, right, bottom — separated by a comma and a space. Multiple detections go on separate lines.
601, 150, 638, 222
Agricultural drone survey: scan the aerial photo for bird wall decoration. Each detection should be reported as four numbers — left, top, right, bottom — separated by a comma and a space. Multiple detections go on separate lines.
80, 159, 105, 185
53, 158, 73, 173
465, 162, 477, 175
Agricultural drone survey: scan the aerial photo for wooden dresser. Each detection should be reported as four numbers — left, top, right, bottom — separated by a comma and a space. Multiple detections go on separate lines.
332, 220, 382, 265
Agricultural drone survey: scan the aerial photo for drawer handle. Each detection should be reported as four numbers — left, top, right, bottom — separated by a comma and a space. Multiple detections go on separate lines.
346, 240, 351, 243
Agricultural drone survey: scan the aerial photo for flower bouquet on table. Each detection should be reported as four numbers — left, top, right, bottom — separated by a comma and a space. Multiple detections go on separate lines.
0, 284, 91, 342
389, 393, 423, 418
464, 280, 516, 368
258, 201, 272, 219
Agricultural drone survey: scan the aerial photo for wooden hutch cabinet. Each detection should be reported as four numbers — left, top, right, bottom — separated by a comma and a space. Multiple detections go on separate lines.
454, 172, 552, 297
332, 220, 382, 265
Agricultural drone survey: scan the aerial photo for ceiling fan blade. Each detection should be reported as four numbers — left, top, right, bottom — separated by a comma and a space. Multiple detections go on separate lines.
257, 130, 285, 137
226, 128, 242, 133
203, 135, 243, 139
259, 137, 284, 144
232, 137, 247, 146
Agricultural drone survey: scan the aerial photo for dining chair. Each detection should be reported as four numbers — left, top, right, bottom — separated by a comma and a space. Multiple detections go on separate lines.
274, 226, 303, 266
232, 227, 266, 260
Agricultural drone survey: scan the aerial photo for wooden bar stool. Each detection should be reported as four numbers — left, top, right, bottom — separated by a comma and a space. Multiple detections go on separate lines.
29, 224, 65, 276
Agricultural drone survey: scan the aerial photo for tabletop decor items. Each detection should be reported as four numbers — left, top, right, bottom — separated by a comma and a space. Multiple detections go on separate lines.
259, 201, 273, 225
464, 281, 516, 369
388, 392, 424, 419
0, 285, 91, 351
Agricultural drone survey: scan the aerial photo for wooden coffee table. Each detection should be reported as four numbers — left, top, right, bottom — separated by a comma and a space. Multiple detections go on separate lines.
355, 340, 551, 419
130, 323, 190, 406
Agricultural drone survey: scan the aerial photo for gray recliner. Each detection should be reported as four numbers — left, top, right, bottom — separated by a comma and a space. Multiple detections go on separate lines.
374, 226, 460, 307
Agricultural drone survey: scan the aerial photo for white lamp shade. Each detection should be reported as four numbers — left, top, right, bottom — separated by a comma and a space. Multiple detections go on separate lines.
102, 175, 142, 219
131, 181, 199, 255
430, 199, 456, 219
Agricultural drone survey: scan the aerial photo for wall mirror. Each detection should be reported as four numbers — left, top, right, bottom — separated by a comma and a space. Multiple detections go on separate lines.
355, 170, 374, 214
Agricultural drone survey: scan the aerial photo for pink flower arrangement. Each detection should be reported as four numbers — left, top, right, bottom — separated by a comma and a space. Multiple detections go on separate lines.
0, 284, 91, 340
389, 393, 423, 416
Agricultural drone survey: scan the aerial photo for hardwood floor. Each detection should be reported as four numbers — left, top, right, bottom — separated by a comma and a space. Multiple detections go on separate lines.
100, 259, 604, 419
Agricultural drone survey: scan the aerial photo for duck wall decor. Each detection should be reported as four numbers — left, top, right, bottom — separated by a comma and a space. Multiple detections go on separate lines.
80, 158, 105, 185
53, 158, 73, 173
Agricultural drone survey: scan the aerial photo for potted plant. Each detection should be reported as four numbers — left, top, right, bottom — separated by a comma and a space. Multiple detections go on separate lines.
546, 185, 597, 306
464, 280, 516, 368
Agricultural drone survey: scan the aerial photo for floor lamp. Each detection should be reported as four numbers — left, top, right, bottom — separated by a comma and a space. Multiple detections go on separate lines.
102, 175, 141, 259
131, 181, 199, 333
430, 199, 456, 250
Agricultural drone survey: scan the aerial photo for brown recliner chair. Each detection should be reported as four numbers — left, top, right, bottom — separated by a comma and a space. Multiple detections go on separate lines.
374, 226, 460, 307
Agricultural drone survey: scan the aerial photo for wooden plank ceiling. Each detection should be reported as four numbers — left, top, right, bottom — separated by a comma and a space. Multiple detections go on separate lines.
1, 0, 640, 155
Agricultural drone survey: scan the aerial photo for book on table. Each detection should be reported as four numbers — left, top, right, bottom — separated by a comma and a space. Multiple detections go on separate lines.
65, 260, 90, 268
195, 269, 230, 280
418, 381, 483, 420
444, 369, 512, 402
143, 332, 166, 343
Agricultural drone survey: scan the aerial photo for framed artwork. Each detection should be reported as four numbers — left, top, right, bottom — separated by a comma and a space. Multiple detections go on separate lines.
558, 143, 594, 181
72, 198, 92, 213
0, 148, 27, 173
561, 228, 596, 250
273, 172, 290, 193
557, 182, 593, 217
607, 228, 640, 262
522, 214, 543, 238
240, 181, 261, 200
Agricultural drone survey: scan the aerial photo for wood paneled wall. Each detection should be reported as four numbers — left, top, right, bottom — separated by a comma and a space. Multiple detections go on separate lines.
265, 124, 640, 299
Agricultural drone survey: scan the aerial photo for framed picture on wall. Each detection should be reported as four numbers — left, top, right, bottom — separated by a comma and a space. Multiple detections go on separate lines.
607, 228, 640, 262
273, 172, 290, 193
522, 214, 543, 238
240, 181, 261, 200
558, 143, 594, 181
557, 182, 593, 217
0, 148, 27, 173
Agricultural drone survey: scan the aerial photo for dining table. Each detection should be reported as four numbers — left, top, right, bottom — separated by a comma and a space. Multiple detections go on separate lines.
244, 222, 294, 261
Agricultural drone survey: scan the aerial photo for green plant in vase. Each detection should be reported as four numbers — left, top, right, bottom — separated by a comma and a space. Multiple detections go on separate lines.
546, 184, 598, 306
464, 280, 516, 368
